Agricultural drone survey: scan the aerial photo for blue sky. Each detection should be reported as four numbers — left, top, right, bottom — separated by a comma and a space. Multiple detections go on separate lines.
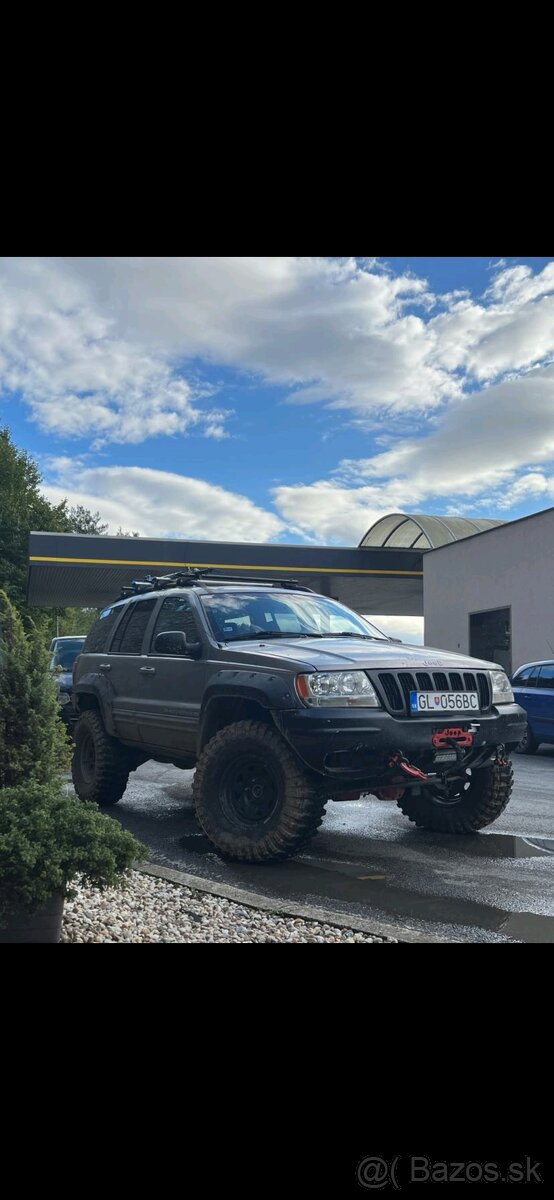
2, 256, 554, 570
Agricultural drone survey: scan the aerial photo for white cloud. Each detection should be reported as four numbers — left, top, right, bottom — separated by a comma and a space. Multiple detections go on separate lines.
3, 255, 554, 452
0, 258, 231, 446
273, 366, 554, 543
42, 464, 284, 543
3, 255, 554, 546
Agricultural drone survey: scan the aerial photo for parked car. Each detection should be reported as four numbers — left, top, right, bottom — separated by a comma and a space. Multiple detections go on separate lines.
70, 571, 525, 863
512, 660, 554, 753
49, 636, 86, 726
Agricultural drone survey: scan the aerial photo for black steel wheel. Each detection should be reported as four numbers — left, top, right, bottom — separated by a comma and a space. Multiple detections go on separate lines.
193, 721, 326, 863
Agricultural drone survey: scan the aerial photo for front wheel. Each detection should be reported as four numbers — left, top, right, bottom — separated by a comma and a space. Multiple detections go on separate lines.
397, 758, 513, 833
193, 720, 326, 863
514, 725, 537, 755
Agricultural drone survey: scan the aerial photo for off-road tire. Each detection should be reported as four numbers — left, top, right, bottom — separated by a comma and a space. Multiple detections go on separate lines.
193, 720, 326, 863
397, 758, 514, 834
72, 711, 130, 807
514, 725, 538, 755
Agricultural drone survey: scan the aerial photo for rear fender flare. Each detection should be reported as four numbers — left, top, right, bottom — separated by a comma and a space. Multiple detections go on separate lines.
73, 674, 116, 737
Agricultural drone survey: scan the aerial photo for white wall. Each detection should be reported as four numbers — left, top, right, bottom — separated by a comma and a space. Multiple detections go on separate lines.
424, 509, 554, 671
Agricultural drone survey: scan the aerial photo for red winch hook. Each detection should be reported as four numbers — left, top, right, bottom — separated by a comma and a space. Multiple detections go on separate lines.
388, 751, 428, 783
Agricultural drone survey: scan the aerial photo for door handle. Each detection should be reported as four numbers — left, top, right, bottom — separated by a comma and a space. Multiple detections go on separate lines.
99, 663, 111, 672
140, 667, 156, 675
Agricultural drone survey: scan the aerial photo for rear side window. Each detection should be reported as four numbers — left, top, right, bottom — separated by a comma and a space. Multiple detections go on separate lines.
537, 664, 554, 689
513, 666, 540, 687
111, 600, 157, 655
83, 607, 122, 654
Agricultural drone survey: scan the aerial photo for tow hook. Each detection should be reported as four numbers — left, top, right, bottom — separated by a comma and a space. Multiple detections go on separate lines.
495, 743, 509, 767
388, 751, 428, 783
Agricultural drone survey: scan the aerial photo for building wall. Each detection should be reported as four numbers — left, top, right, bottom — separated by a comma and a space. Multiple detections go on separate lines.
424, 509, 554, 671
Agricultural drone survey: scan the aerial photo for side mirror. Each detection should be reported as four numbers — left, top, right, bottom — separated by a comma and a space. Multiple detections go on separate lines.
388, 637, 403, 644
154, 631, 202, 659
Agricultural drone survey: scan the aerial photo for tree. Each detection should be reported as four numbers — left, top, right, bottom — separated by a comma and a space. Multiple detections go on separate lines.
67, 505, 109, 536
0, 590, 70, 788
1, 426, 144, 640
0, 427, 71, 614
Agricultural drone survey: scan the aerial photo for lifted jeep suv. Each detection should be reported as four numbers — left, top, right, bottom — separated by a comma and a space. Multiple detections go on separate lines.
71, 571, 526, 863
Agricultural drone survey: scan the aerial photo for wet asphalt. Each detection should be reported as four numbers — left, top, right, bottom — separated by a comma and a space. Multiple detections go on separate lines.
98, 750, 554, 943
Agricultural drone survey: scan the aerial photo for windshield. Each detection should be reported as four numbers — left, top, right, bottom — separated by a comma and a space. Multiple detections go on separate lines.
49, 639, 85, 671
200, 592, 389, 643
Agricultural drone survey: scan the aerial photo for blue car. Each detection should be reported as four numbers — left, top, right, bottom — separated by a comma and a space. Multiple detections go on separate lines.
512, 660, 554, 754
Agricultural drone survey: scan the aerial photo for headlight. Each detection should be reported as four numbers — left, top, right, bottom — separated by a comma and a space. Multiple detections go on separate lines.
58, 692, 71, 706
296, 671, 380, 707
490, 670, 514, 705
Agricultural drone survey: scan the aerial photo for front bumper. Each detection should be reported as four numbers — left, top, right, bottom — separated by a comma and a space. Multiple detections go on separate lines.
274, 703, 527, 783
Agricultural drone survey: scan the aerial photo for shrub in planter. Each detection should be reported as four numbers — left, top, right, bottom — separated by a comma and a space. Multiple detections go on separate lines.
1, 590, 146, 942
0, 783, 146, 941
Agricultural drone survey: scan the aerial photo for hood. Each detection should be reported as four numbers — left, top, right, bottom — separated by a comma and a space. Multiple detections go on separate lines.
223, 637, 503, 673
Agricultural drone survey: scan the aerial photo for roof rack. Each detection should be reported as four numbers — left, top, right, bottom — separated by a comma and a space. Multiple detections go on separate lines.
118, 569, 314, 600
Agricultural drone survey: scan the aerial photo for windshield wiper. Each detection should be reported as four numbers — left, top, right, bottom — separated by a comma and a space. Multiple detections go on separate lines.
223, 630, 324, 642
322, 632, 388, 641
223, 633, 293, 643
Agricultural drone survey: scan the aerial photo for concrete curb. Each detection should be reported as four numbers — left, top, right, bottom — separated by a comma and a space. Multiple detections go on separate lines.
136, 861, 459, 943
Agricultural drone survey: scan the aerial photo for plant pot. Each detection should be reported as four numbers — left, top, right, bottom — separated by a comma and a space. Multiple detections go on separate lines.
0, 895, 64, 944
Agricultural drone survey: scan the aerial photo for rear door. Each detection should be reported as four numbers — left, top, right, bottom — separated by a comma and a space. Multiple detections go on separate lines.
107, 598, 158, 744
135, 594, 207, 755
533, 663, 554, 743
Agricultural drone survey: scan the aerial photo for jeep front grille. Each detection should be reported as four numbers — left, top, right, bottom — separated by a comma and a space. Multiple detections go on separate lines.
374, 670, 491, 715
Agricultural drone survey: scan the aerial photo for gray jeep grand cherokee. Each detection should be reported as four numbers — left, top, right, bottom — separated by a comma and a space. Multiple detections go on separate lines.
71, 571, 526, 863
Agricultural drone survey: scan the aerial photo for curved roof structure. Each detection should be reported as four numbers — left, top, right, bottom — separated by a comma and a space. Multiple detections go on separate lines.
360, 513, 504, 550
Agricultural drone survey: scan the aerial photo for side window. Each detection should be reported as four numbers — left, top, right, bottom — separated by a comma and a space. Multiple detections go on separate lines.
513, 666, 539, 687
537, 664, 554, 690
83, 607, 122, 654
150, 595, 199, 651
111, 600, 157, 655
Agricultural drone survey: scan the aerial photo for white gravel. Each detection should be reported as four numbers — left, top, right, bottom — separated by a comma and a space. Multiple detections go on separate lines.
62, 871, 395, 943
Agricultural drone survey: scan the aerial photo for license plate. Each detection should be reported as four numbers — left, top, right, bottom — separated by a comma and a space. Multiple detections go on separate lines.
410, 691, 479, 715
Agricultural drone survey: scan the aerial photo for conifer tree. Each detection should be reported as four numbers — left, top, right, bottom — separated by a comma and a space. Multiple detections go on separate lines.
0, 590, 70, 788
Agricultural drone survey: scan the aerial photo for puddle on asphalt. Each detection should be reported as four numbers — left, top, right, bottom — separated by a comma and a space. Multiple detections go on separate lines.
278, 858, 554, 942
472, 833, 554, 858
174, 829, 554, 941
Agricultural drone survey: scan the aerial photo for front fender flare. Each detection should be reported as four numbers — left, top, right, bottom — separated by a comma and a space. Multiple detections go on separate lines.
199, 670, 299, 749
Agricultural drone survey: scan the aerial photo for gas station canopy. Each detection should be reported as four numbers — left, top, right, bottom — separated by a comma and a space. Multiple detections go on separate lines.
27, 531, 426, 617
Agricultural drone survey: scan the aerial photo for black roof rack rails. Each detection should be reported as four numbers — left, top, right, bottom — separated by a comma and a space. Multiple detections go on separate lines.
198, 574, 314, 592
118, 569, 314, 600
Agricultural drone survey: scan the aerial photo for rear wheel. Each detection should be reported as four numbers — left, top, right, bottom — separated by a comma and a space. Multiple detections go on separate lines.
514, 725, 537, 755
193, 720, 326, 863
397, 758, 513, 833
72, 711, 130, 807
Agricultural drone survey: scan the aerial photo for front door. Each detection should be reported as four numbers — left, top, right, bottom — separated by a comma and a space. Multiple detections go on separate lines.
136, 595, 207, 756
